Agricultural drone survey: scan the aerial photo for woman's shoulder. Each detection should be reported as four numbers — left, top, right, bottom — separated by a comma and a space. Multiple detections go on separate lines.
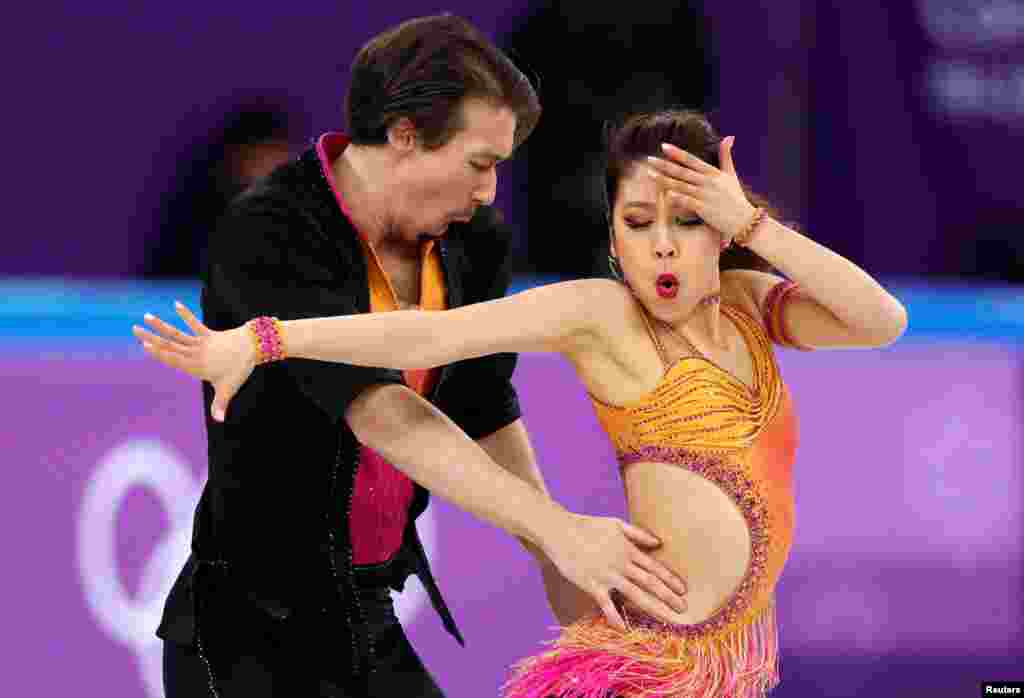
551, 279, 658, 388
720, 272, 782, 358
561, 277, 636, 303
720, 270, 767, 320
514, 278, 638, 315
559, 279, 644, 336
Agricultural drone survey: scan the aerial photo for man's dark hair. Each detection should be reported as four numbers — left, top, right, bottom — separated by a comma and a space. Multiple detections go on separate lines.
346, 14, 541, 150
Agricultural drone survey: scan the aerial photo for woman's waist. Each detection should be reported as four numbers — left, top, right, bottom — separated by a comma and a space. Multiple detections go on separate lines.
616, 590, 778, 642
626, 503, 793, 581
624, 534, 783, 628
623, 461, 792, 624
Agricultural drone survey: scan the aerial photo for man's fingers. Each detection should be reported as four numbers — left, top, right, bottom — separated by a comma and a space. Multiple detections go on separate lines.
175, 301, 211, 336
632, 551, 687, 595
143, 313, 199, 346
625, 563, 687, 614
616, 578, 687, 627
620, 521, 661, 548
597, 592, 627, 632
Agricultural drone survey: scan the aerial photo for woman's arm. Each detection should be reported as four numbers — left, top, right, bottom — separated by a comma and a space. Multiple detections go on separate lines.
133, 279, 622, 421
282, 278, 612, 369
648, 138, 907, 349
724, 220, 908, 349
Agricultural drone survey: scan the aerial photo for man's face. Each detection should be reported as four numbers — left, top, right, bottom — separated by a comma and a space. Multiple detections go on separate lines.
392, 98, 516, 241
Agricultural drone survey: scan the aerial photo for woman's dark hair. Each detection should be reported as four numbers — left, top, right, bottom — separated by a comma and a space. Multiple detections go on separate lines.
346, 14, 541, 151
602, 110, 780, 273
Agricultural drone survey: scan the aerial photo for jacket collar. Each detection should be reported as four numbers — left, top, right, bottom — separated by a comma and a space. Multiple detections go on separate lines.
295, 144, 465, 310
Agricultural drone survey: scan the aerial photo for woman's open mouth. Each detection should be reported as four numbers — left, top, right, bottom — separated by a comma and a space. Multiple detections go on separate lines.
656, 273, 679, 299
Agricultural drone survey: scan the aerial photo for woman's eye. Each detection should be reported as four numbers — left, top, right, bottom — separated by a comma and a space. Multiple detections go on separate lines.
625, 220, 652, 229
471, 162, 490, 172
673, 216, 704, 227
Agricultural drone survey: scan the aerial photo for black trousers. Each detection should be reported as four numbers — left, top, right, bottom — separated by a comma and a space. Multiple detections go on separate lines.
163, 584, 445, 698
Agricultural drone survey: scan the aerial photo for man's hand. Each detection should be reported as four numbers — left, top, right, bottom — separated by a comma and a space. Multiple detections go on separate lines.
540, 513, 688, 630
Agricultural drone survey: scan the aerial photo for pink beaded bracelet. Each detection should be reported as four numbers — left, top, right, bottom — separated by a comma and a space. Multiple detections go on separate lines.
247, 316, 287, 365
762, 280, 812, 351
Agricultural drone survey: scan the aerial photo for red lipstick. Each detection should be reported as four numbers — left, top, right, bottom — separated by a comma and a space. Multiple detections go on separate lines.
656, 273, 679, 299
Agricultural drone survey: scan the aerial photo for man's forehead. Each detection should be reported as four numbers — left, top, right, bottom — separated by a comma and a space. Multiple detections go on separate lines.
458, 99, 516, 156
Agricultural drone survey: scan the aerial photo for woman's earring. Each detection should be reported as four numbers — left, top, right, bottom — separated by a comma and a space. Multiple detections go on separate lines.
608, 254, 624, 282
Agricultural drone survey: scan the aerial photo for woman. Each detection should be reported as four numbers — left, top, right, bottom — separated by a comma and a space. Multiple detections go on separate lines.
135, 110, 907, 697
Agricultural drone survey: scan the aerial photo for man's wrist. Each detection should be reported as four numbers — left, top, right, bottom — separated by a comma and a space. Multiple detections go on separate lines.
524, 501, 571, 558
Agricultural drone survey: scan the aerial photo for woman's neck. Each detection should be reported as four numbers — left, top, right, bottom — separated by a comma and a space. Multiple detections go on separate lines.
671, 293, 730, 352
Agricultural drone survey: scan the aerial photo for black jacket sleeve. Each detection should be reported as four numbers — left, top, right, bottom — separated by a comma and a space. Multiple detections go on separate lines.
203, 197, 405, 424
434, 210, 523, 440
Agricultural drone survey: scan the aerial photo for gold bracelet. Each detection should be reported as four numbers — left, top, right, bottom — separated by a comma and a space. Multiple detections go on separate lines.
733, 207, 767, 247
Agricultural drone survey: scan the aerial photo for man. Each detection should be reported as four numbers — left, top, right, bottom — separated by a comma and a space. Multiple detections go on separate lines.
156, 14, 687, 697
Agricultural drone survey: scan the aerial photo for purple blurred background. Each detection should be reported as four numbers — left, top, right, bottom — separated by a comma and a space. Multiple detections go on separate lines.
4, 344, 1021, 696
8, 1, 1022, 279
3, 1, 1023, 696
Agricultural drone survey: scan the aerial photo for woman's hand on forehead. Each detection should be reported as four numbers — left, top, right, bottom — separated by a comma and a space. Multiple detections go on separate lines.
644, 139, 757, 245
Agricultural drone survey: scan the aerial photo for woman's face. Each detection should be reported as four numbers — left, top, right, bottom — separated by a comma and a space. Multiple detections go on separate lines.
610, 161, 722, 323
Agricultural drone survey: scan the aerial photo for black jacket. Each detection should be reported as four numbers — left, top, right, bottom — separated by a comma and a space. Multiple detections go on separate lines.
156, 146, 522, 681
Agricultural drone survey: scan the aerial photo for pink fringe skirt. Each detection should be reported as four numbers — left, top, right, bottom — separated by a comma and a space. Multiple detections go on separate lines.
502, 600, 780, 698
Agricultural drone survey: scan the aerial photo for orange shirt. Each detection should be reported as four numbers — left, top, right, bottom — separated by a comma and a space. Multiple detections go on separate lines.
316, 133, 447, 564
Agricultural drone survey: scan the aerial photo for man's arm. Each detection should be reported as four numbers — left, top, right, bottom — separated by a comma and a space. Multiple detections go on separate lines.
346, 383, 688, 630
476, 419, 601, 626
175, 201, 686, 629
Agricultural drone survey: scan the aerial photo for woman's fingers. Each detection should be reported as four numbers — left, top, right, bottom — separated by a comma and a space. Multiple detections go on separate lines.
174, 302, 211, 336
211, 381, 241, 423
133, 325, 194, 357
660, 142, 717, 174
719, 136, 736, 175
667, 191, 705, 217
143, 313, 199, 346
139, 337, 196, 373
646, 156, 705, 185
